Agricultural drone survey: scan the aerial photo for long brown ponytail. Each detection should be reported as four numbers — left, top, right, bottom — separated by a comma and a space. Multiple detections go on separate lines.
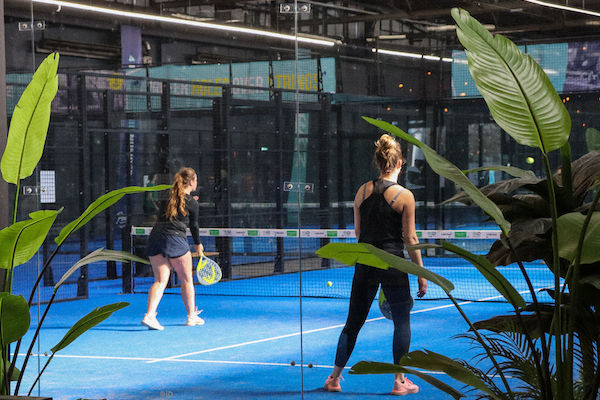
165, 167, 196, 220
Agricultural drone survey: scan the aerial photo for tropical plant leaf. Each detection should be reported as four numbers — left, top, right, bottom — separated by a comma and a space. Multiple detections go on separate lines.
51, 302, 129, 353
443, 176, 542, 206
363, 117, 510, 233
1, 53, 59, 183
570, 151, 600, 201
350, 362, 465, 399
0, 209, 61, 269
560, 142, 573, 195
54, 185, 171, 245
0, 293, 30, 345
557, 212, 600, 264
452, 8, 570, 153
316, 242, 390, 270
441, 241, 525, 308
54, 248, 150, 289
585, 127, 600, 151
361, 243, 455, 293
472, 313, 553, 338
316, 242, 455, 293
464, 165, 536, 179
1, 360, 20, 381
402, 350, 503, 399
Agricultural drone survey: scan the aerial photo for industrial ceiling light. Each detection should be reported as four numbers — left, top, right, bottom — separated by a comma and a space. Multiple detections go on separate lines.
372, 48, 453, 63
524, 0, 600, 17
32, 0, 337, 47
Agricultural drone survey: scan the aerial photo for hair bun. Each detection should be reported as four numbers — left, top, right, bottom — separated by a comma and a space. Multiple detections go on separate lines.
374, 134, 402, 174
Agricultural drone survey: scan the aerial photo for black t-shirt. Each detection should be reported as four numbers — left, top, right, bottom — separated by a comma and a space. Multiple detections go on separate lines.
151, 194, 201, 244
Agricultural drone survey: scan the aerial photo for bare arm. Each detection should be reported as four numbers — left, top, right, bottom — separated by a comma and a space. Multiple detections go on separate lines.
394, 189, 427, 297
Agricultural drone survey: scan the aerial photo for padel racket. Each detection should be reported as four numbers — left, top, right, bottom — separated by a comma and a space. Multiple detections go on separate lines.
378, 289, 392, 320
195, 253, 222, 285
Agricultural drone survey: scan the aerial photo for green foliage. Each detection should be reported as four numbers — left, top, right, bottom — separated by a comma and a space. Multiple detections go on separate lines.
557, 212, 600, 264
317, 8, 600, 400
452, 8, 570, 153
54, 185, 171, 245
1, 53, 59, 184
463, 165, 536, 179
0, 209, 60, 269
0, 53, 169, 396
585, 127, 600, 151
0, 293, 29, 345
51, 302, 129, 353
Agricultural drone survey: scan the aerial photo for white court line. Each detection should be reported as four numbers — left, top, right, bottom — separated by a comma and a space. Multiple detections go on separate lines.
146, 289, 538, 365
149, 300, 499, 365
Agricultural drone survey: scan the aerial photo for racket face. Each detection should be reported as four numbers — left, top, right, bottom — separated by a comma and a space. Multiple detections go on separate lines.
196, 256, 222, 285
378, 290, 392, 320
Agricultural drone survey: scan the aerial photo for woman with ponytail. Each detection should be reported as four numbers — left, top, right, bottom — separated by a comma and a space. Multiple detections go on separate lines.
142, 167, 205, 330
324, 134, 427, 396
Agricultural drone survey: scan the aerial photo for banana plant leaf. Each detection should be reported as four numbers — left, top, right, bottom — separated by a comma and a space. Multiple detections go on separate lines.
586, 127, 600, 151
54, 248, 150, 289
0, 209, 61, 269
442, 176, 542, 206
1, 53, 59, 183
363, 117, 510, 234
55, 185, 171, 245
350, 361, 465, 399
570, 151, 600, 201
441, 241, 525, 308
1, 360, 20, 381
51, 302, 129, 353
472, 313, 553, 338
354, 350, 502, 399
0, 293, 30, 345
463, 165, 536, 179
452, 8, 570, 154
316, 242, 454, 293
557, 212, 600, 264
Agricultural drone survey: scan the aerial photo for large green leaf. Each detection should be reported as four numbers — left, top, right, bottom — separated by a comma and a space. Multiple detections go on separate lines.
0, 209, 61, 269
350, 362, 465, 399
354, 351, 502, 399
363, 117, 510, 233
441, 241, 525, 308
0, 293, 30, 345
51, 302, 129, 353
315, 242, 390, 270
55, 185, 171, 245
361, 243, 455, 293
1, 360, 20, 381
464, 165, 536, 179
317, 242, 455, 293
452, 8, 570, 153
1, 53, 59, 183
586, 127, 600, 151
472, 313, 553, 338
557, 212, 600, 264
55, 248, 149, 289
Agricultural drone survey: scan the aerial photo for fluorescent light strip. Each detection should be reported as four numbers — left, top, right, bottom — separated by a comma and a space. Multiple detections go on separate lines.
373, 48, 453, 63
525, 0, 600, 17
32, 0, 336, 47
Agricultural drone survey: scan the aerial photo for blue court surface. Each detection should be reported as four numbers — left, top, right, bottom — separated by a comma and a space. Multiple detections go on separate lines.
15, 278, 521, 400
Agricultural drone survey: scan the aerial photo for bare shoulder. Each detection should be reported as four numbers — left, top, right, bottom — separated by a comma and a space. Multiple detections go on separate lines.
354, 181, 373, 206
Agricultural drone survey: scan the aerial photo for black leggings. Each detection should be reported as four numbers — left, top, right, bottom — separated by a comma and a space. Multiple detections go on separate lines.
334, 264, 413, 367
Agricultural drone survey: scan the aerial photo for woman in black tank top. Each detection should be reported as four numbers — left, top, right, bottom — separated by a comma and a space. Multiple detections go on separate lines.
324, 134, 427, 396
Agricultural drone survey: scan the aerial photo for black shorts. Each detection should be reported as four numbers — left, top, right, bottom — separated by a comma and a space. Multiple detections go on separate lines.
146, 231, 190, 258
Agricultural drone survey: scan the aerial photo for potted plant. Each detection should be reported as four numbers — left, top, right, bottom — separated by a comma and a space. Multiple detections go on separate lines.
0, 53, 170, 398
317, 8, 600, 400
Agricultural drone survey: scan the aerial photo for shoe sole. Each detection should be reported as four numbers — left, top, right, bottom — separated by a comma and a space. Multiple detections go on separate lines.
391, 389, 419, 396
141, 320, 164, 330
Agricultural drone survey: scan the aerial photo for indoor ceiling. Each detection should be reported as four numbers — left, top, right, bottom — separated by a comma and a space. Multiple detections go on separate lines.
8, 0, 600, 52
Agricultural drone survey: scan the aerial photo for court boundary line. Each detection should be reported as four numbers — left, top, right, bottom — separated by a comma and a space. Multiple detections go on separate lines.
146, 288, 542, 364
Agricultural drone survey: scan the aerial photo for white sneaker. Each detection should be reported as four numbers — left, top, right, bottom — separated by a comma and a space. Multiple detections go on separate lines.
186, 308, 205, 326
141, 313, 164, 331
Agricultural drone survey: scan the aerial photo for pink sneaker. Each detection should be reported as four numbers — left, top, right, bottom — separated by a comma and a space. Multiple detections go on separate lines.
391, 378, 419, 396
323, 375, 342, 392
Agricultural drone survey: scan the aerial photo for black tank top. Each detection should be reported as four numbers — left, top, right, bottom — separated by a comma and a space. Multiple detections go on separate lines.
358, 179, 405, 255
